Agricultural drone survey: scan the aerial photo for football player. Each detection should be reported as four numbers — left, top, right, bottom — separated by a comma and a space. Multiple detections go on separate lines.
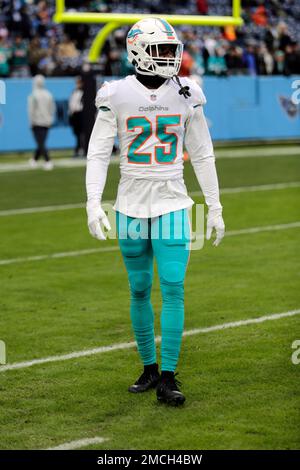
86, 18, 225, 406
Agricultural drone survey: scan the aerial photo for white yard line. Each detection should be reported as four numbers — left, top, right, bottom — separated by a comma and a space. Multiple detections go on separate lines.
214, 146, 300, 158
46, 436, 108, 450
0, 247, 120, 266
0, 202, 86, 216
1, 181, 299, 217
0, 158, 86, 173
0, 146, 299, 174
1, 309, 299, 373
0, 221, 299, 267
191, 181, 300, 197
183, 309, 300, 337
225, 221, 300, 236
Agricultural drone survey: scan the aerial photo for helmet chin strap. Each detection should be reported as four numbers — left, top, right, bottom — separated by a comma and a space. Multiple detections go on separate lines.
135, 65, 156, 76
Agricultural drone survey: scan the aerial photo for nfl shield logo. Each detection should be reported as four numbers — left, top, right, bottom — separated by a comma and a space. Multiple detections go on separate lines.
150, 94, 157, 101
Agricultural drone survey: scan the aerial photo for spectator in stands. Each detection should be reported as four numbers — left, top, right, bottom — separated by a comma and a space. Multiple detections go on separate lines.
273, 49, 285, 74
11, 34, 30, 77
207, 46, 228, 76
196, 0, 208, 15
0, 22, 9, 41
68, 76, 84, 158
56, 34, 80, 74
28, 74, 56, 170
277, 22, 292, 51
39, 47, 56, 76
6, 3, 32, 39
57, 34, 79, 61
0, 33, 11, 77
188, 42, 205, 76
243, 44, 257, 75
28, 36, 47, 76
284, 42, 300, 75
252, 5, 268, 27
256, 43, 274, 75
119, 49, 135, 76
103, 29, 127, 76
16, 5, 32, 39
179, 49, 194, 77
225, 45, 245, 75
36, 0, 51, 37
105, 47, 122, 76
264, 26, 275, 52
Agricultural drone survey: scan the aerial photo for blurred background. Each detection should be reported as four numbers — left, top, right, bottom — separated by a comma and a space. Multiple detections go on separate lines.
0, 0, 300, 154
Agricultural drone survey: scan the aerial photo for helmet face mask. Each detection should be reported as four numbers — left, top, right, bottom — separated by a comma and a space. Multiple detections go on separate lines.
127, 18, 183, 79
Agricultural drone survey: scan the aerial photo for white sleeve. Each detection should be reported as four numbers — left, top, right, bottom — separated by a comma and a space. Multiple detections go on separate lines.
85, 83, 117, 203
184, 104, 222, 211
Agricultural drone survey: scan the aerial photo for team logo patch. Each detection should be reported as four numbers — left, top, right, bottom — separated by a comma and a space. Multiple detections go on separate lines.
278, 95, 299, 118
127, 28, 143, 44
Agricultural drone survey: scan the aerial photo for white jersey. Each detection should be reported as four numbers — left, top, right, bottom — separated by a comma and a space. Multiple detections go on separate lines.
97, 75, 205, 179
86, 75, 221, 218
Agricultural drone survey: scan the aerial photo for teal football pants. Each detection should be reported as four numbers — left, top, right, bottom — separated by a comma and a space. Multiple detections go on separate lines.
117, 209, 190, 372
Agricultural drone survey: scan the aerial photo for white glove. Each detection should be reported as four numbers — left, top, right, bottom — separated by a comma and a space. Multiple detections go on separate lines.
206, 208, 225, 247
86, 201, 111, 241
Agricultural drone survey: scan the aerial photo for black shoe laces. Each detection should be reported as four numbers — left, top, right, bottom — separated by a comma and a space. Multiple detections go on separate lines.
163, 373, 182, 391
136, 368, 157, 385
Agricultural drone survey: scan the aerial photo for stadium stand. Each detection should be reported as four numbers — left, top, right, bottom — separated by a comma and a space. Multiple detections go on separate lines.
0, 0, 299, 77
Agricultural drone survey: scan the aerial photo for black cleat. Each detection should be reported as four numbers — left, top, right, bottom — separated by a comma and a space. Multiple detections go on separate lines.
156, 372, 185, 406
128, 363, 160, 393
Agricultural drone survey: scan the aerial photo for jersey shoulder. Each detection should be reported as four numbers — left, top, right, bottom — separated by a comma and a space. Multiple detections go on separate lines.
180, 77, 207, 107
95, 77, 127, 109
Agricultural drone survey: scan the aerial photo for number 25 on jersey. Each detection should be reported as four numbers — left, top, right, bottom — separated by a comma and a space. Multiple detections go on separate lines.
127, 114, 181, 165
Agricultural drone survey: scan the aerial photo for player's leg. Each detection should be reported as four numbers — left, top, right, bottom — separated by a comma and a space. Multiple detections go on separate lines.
151, 209, 190, 405
117, 211, 160, 392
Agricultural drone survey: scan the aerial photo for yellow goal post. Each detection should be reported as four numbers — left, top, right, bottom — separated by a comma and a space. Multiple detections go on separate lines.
54, 0, 243, 63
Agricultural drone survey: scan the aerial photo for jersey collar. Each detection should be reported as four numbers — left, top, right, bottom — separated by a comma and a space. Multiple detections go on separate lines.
128, 75, 171, 103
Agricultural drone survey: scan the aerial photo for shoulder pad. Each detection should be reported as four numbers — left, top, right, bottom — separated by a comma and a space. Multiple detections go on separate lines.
95, 79, 124, 110
182, 77, 207, 107
95, 81, 110, 109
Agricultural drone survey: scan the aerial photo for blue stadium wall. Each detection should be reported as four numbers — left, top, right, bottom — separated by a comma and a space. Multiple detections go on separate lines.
0, 75, 299, 152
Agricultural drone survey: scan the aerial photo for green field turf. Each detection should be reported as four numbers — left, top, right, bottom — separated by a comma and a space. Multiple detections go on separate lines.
0, 147, 299, 450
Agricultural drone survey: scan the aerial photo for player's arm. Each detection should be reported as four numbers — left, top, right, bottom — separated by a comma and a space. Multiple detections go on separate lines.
184, 91, 225, 246
85, 84, 117, 240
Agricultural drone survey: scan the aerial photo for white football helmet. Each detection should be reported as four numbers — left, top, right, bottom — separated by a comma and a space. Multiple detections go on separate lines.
127, 18, 183, 79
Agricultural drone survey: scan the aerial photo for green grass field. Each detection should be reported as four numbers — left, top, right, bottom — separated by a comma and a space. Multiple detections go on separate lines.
0, 145, 299, 450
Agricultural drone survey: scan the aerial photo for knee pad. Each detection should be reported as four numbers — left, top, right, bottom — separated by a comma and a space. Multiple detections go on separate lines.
129, 271, 152, 294
161, 261, 186, 285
